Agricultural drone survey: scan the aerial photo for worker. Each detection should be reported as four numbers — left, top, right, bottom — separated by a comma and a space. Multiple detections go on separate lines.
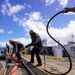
9, 40, 24, 62
6, 43, 10, 53
25, 30, 43, 66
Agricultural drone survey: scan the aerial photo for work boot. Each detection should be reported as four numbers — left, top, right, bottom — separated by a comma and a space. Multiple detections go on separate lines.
36, 64, 42, 66
28, 61, 34, 63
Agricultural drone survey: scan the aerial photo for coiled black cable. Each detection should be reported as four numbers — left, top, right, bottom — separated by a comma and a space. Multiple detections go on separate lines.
46, 10, 72, 75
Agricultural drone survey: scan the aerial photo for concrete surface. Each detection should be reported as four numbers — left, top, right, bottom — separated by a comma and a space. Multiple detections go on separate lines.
22, 54, 75, 75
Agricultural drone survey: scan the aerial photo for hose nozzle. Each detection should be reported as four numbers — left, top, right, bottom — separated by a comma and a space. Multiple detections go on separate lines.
62, 7, 75, 13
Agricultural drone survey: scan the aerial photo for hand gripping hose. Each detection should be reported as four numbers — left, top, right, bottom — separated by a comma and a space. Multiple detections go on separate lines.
46, 7, 75, 75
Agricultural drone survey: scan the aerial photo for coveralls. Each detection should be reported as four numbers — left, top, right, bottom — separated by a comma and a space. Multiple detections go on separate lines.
26, 33, 42, 65
12, 41, 24, 61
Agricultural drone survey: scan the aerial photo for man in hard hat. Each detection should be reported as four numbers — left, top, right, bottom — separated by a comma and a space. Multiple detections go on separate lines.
9, 40, 24, 62
25, 30, 43, 66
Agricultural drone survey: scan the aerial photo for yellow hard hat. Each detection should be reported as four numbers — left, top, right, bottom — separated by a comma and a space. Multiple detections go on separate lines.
29, 30, 35, 34
9, 40, 14, 43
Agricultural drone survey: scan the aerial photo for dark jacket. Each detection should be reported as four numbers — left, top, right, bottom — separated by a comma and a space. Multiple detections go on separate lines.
12, 41, 24, 53
26, 33, 42, 48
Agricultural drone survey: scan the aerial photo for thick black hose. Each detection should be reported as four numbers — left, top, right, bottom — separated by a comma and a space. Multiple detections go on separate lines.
46, 10, 72, 75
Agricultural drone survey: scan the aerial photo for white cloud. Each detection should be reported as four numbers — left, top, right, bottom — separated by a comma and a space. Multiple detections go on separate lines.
0, 29, 4, 33
27, 4, 31, 8
13, 11, 75, 46
57, 0, 69, 7
48, 20, 75, 45
1, 11, 75, 47
10, 38, 31, 46
13, 11, 46, 31
0, 0, 75, 48
44, 0, 69, 8
9, 4, 25, 15
0, 37, 31, 47
28, 12, 42, 21
67, 20, 75, 32
0, 42, 6, 47
64, 12, 75, 15
1, 0, 25, 16
7, 31, 13, 34
45, 0, 55, 6
13, 15, 19, 21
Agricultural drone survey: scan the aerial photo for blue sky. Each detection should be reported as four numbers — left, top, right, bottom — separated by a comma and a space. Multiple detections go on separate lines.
0, 0, 75, 47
